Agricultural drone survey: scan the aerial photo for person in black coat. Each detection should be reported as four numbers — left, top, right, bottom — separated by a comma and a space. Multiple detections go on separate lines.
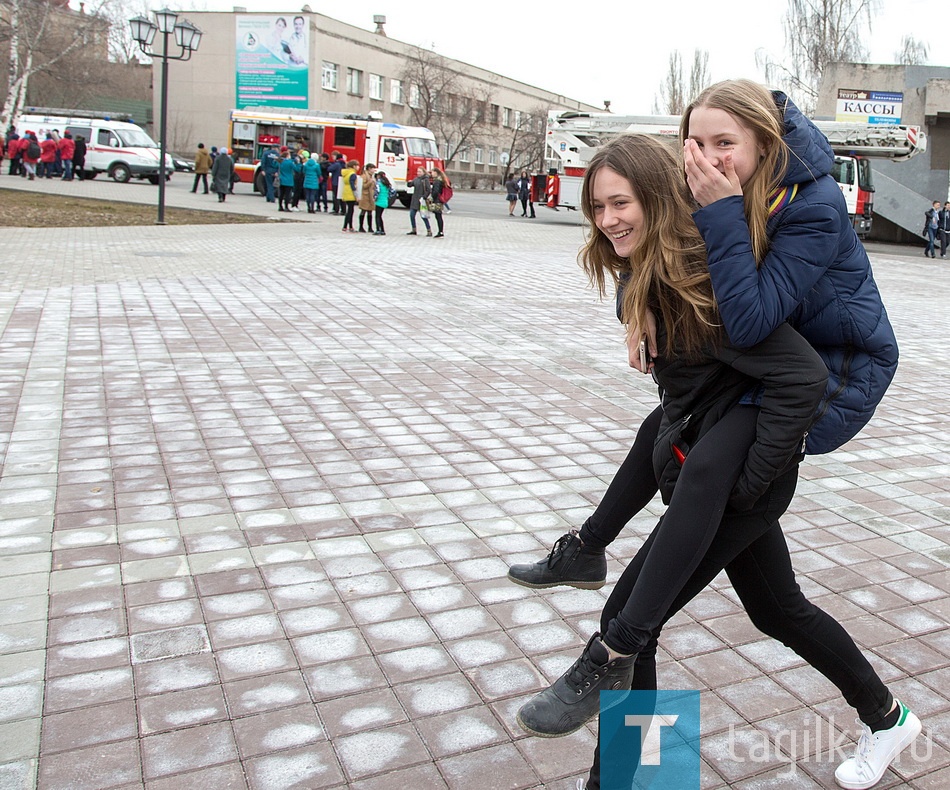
72, 135, 87, 180
517, 168, 535, 217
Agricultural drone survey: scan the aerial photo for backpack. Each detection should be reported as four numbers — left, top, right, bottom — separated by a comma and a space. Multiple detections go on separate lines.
26, 139, 40, 159
387, 188, 398, 208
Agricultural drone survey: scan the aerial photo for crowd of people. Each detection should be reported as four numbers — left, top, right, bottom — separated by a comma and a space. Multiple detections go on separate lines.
3, 127, 85, 180
256, 142, 452, 236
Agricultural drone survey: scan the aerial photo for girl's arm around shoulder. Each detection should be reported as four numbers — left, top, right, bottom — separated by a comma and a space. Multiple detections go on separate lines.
694, 192, 839, 348
715, 323, 828, 509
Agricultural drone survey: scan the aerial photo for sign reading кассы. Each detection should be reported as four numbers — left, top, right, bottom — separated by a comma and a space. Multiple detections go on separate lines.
835, 89, 903, 125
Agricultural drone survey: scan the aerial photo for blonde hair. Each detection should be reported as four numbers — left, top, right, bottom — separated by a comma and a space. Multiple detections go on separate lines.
681, 79, 787, 264
579, 134, 720, 357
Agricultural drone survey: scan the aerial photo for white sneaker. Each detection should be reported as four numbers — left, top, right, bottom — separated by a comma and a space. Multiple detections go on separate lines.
835, 701, 921, 789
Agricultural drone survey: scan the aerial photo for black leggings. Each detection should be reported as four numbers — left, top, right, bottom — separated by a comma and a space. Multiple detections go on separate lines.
585, 465, 892, 788
359, 209, 374, 232
433, 210, 444, 234
279, 185, 293, 210
375, 206, 385, 233
343, 201, 356, 229
581, 404, 755, 656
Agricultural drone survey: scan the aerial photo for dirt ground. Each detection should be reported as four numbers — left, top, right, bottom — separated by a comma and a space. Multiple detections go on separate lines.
0, 187, 267, 228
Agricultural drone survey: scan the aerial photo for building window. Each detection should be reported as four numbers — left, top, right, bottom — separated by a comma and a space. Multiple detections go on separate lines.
322, 61, 338, 91
459, 147, 469, 163
503, 107, 511, 128
346, 68, 362, 96
490, 104, 499, 125
474, 147, 483, 164
441, 142, 450, 160
488, 149, 497, 166
476, 101, 486, 122
409, 84, 421, 109
515, 110, 523, 129
369, 73, 383, 101
391, 79, 403, 105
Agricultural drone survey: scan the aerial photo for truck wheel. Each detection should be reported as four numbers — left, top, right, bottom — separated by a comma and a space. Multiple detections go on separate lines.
146, 175, 160, 185
254, 170, 266, 196
83, 171, 98, 180
110, 163, 132, 183
398, 193, 411, 208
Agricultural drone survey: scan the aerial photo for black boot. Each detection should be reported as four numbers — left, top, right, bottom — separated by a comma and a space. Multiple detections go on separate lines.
517, 634, 635, 737
507, 530, 606, 589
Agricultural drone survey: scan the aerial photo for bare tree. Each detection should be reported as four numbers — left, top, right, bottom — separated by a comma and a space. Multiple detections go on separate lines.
757, 0, 876, 115
653, 49, 710, 114
500, 104, 548, 183
399, 45, 495, 166
895, 35, 928, 65
1, 0, 109, 129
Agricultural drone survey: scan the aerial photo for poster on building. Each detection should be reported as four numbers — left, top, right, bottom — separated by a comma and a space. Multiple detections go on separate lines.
835, 89, 903, 125
235, 15, 309, 110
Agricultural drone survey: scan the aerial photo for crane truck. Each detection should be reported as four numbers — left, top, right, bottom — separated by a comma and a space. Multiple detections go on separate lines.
538, 110, 927, 238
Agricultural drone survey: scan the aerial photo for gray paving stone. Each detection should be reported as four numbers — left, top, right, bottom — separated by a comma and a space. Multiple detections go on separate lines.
2, 183, 950, 787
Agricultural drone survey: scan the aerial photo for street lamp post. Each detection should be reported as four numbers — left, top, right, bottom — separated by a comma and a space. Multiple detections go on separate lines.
129, 9, 202, 225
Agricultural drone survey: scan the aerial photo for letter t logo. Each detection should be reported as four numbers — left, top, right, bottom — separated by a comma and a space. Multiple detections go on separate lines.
625, 714, 679, 765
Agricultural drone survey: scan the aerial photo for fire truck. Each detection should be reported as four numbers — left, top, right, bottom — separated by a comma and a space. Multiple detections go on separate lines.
228, 108, 443, 205
539, 110, 927, 237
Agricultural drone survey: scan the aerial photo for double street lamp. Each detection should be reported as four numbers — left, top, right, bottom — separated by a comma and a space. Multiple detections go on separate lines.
129, 8, 202, 225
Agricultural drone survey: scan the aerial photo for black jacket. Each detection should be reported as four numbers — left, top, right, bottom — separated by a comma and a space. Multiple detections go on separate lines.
652, 322, 827, 510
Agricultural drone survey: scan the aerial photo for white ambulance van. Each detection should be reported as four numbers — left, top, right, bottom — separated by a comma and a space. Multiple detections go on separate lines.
14, 109, 174, 183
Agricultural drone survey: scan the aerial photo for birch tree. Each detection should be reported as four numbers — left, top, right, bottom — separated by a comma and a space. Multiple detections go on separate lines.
0, 0, 107, 130
653, 49, 710, 114
758, 0, 876, 115
895, 35, 928, 66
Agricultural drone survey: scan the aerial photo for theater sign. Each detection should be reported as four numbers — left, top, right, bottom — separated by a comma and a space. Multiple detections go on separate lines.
836, 89, 903, 125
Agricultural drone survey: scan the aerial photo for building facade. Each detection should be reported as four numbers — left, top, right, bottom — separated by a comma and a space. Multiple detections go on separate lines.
818, 63, 950, 242
156, 10, 599, 187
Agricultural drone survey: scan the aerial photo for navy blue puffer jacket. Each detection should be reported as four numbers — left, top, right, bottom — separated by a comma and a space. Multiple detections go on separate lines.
692, 92, 899, 454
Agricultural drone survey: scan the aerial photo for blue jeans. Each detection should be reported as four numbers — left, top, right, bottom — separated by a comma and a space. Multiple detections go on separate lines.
409, 207, 430, 232
61, 160, 73, 180
926, 227, 937, 256
304, 187, 317, 209
264, 170, 277, 202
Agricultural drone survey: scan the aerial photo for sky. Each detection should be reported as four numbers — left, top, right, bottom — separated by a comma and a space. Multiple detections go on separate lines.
180, 0, 941, 114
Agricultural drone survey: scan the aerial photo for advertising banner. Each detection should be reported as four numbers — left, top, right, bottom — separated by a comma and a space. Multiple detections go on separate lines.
235, 15, 309, 110
835, 89, 903, 125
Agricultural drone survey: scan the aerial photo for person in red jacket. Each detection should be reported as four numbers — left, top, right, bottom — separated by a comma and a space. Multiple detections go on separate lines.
38, 134, 57, 178
58, 132, 76, 181
20, 133, 39, 180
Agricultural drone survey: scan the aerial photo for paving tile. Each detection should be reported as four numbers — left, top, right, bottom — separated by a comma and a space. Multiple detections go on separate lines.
318, 687, 408, 739
415, 707, 509, 758
436, 742, 538, 790
42, 667, 133, 714
222, 670, 313, 717
138, 685, 229, 735
40, 699, 137, 753
333, 723, 431, 782
141, 720, 239, 780
38, 739, 142, 790
244, 741, 345, 790
145, 762, 249, 790
232, 703, 326, 759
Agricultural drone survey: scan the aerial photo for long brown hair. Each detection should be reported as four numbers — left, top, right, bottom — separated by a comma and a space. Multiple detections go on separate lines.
680, 79, 787, 265
579, 134, 720, 357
